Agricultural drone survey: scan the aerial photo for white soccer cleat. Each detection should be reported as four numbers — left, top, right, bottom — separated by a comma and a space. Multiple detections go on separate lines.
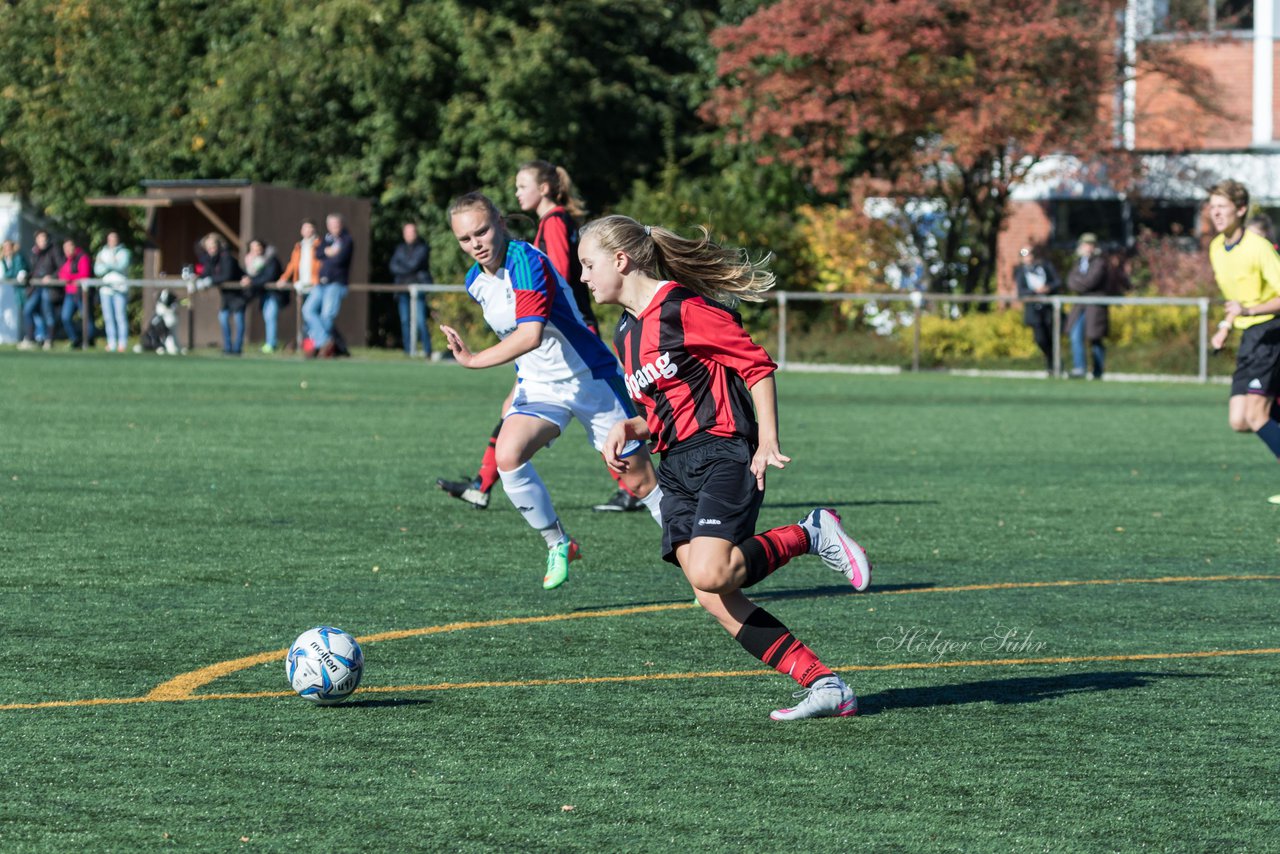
807, 508, 871, 591
770, 675, 858, 721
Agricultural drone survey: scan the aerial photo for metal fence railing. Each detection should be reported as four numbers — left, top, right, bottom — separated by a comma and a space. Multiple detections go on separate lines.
769, 290, 1217, 382
0, 278, 468, 355
1, 277, 1222, 382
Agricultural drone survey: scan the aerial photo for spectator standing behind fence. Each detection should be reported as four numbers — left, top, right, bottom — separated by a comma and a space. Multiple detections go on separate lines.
1247, 214, 1278, 249
1104, 246, 1132, 298
1066, 233, 1108, 380
94, 231, 131, 353
59, 239, 92, 349
197, 233, 247, 355
1205, 180, 1280, 505
1014, 245, 1061, 376
303, 213, 352, 359
2, 240, 28, 346
240, 238, 285, 354
278, 219, 321, 351
24, 230, 62, 350
389, 221, 433, 358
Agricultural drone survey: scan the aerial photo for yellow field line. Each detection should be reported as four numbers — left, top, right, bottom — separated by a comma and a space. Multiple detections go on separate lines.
144, 601, 699, 701
3, 573, 1275, 711
4, 647, 1277, 711
144, 572, 1280, 701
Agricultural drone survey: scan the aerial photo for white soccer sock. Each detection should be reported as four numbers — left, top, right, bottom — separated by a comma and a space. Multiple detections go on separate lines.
538, 520, 569, 549
638, 483, 664, 526
498, 461, 561, 535
798, 510, 822, 554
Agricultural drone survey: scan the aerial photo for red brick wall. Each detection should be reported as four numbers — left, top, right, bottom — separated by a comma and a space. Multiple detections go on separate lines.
1273, 41, 1280, 141
996, 202, 1054, 297
1133, 39, 1252, 149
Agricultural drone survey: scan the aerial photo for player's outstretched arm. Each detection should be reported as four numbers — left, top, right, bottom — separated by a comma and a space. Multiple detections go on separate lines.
439, 321, 544, 369
747, 375, 791, 492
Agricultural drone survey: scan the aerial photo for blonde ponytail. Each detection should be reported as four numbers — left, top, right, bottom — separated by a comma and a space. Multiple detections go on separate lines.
581, 215, 774, 306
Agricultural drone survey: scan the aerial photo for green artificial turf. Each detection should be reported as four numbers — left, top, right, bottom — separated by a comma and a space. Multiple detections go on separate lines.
0, 351, 1276, 852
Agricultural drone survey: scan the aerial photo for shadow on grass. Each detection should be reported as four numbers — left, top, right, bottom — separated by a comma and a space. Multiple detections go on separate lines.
765, 500, 939, 510
334, 697, 436, 709
857, 670, 1208, 716
574, 582, 934, 612
761, 582, 933, 600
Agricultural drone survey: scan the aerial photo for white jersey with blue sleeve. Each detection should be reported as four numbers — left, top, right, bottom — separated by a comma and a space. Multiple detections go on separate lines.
465, 240, 620, 383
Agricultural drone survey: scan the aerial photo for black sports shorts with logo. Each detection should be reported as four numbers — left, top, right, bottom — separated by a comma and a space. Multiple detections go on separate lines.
1231, 316, 1280, 397
657, 435, 764, 566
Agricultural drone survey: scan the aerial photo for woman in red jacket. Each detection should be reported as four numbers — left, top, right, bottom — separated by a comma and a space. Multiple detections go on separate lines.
58, 239, 92, 349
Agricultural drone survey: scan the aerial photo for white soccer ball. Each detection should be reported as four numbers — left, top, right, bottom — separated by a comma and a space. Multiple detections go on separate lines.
286, 626, 364, 705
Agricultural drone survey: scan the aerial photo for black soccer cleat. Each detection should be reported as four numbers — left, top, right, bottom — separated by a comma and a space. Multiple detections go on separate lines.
436, 476, 490, 509
592, 488, 645, 513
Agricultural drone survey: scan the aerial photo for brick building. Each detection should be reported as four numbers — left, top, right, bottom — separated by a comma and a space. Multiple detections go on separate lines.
997, 0, 1280, 294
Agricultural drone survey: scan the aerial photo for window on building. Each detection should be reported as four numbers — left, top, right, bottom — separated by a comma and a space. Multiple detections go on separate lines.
1052, 200, 1127, 248
1132, 201, 1199, 237
1152, 0, 1253, 34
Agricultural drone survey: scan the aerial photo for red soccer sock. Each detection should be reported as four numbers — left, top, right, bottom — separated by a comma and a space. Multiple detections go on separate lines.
734, 607, 833, 688
476, 421, 502, 493
737, 524, 810, 588
603, 461, 636, 495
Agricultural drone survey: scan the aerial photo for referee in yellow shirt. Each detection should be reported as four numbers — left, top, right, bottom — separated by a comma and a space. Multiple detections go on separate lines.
1206, 180, 1280, 500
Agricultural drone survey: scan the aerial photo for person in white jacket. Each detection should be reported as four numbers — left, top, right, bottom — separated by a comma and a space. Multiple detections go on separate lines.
94, 231, 131, 353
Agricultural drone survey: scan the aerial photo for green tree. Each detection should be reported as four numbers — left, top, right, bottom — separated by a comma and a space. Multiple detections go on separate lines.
0, 0, 736, 285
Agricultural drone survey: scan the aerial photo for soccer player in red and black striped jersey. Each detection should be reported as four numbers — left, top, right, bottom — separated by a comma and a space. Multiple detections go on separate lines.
580, 214, 873, 721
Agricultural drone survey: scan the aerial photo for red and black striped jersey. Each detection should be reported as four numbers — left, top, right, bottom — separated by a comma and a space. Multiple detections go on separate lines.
613, 281, 777, 454
535, 207, 597, 329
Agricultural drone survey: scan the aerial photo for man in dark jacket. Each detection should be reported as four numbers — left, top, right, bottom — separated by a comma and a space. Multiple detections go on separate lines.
389, 222, 433, 357
1066, 233, 1108, 379
1014, 245, 1061, 375
303, 213, 354, 358
26, 230, 64, 349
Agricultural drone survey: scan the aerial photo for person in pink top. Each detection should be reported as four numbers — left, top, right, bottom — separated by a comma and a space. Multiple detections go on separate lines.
58, 239, 93, 349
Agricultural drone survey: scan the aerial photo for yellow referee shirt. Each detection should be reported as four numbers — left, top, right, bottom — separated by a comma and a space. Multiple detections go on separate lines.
1209, 230, 1280, 329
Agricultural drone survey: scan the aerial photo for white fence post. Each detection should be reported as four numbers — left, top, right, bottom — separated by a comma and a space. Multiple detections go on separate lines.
1052, 295, 1062, 378
408, 285, 419, 356
1198, 297, 1209, 383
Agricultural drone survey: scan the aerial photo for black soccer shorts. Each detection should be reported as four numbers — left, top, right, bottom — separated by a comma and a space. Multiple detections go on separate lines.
1231, 317, 1280, 397
657, 436, 764, 566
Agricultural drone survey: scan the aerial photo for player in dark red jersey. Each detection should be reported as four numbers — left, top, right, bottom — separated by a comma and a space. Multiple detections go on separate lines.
579, 214, 873, 721
437, 161, 645, 514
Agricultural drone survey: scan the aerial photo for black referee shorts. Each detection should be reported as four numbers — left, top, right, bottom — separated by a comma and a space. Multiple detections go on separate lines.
1231, 317, 1280, 397
658, 436, 764, 566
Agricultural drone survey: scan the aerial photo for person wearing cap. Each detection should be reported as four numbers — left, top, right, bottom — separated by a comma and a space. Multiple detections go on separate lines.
1066, 232, 1108, 379
1205, 179, 1280, 503
1014, 244, 1061, 375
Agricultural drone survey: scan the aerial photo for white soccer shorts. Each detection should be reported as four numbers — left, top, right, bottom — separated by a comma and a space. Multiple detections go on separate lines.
504, 374, 645, 457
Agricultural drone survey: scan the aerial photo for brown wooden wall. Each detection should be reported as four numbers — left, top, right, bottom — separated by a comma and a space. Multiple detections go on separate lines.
140, 184, 371, 352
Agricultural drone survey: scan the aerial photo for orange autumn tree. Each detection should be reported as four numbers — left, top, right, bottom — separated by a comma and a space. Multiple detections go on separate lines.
704, 0, 1125, 296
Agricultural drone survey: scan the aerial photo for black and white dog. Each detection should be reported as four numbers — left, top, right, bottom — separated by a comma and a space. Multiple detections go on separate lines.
134, 289, 183, 355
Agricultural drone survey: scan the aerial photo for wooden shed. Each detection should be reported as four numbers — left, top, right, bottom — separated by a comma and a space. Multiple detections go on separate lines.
87, 180, 371, 351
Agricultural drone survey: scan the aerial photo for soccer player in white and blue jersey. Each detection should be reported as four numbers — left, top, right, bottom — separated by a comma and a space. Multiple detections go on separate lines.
438, 192, 664, 588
